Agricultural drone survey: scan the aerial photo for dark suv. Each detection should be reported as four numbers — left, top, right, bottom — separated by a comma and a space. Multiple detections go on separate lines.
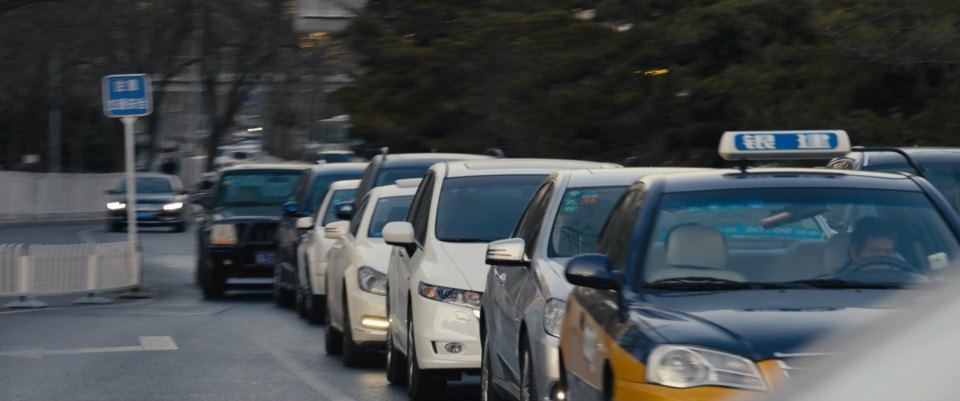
352, 152, 496, 204
274, 162, 367, 307
195, 164, 310, 298
827, 147, 960, 211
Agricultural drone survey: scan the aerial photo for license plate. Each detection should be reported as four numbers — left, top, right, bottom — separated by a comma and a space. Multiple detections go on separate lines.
256, 252, 276, 264
136, 211, 154, 219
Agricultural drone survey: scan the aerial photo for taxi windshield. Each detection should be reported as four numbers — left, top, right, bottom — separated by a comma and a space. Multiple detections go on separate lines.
548, 186, 628, 257
639, 188, 960, 289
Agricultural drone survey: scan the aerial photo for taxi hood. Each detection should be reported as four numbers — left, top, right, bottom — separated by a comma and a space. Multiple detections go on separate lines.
632, 289, 923, 361
433, 242, 491, 292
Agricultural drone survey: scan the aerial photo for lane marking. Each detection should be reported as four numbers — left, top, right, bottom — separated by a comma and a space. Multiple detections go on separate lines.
256, 338, 356, 401
0, 336, 177, 359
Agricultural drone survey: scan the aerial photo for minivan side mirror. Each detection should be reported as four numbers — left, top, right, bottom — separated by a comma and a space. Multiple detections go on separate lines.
383, 221, 416, 255
565, 253, 619, 290
485, 238, 528, 266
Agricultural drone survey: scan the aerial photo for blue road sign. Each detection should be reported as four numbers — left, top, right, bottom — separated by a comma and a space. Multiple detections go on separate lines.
719, 130, 851, 160
102, 74, 152, 117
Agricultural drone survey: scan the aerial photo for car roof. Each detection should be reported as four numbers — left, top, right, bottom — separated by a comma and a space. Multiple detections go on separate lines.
366, 181, 420, 201
658, 168, 923, 193
373, 153, 494, 168
852, 147, 960, 166
563, 167, 708, 188
220, 163, 312, 172
328, 179, 361, 190
310, 162, 368, 174
443, 159, 620, 178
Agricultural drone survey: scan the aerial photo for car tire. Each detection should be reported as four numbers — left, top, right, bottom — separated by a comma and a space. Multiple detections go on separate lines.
482, 331, 504, 401
324, 297, 343, 355
386, 290, 407, 385
520, 340, 537, 401
273, 265, 294, 308
341, 293, 364, 367
173, 221, 186, 233
198, 260, 225, 299
407, 310, 446, 401
306, 293, 326, 325
296, 286, 307, 319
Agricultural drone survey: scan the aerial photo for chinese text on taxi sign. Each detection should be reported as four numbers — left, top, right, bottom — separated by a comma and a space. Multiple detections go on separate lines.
102, 74, 152, 117
734, 132, 838, 151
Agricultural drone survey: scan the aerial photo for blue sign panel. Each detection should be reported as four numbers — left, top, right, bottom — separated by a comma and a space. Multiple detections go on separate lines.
733, 132, 839, 151
102, 74, 152, 117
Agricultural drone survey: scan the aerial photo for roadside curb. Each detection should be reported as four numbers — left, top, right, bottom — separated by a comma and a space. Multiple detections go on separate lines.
0, 216, 105, 228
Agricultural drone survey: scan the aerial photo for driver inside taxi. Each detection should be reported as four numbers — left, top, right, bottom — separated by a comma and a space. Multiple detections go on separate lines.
845, 216, 900, 269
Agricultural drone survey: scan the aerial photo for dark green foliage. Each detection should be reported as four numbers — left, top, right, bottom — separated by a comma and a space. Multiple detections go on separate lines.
339, 0, 960, 165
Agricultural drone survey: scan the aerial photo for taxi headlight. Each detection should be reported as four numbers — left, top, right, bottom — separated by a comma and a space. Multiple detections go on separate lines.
646, 345, 766, 391
107, 201, 126, 210
543, 298, 566, 337
163, 202, 183, 211
210, 223, 238, 246
357, 266, 387, 295
418, 282, 481, 310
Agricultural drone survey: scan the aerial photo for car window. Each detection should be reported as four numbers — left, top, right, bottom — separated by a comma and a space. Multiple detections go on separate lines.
349, 197, 370, 237
637, 188, 960, 288
548, 186, 629, 258
320, 189, 357, 226
214, 170, 303, 206
872, 164, 960, 211
598, 187, 644, 271
304, 175, 359, 213
435, 175, 546, 243
118, 177, 174, 194
514, 181, 554, 257
410, 173, 436, 245
367, 196, 415, 238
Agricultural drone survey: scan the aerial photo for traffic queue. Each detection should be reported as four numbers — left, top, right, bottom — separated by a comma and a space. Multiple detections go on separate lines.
187, 131, 960, 401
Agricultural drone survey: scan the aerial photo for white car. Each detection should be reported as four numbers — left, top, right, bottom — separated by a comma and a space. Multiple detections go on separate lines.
296, 179, 360, 324
323, 179, 421, 366
381, 159, 620, 400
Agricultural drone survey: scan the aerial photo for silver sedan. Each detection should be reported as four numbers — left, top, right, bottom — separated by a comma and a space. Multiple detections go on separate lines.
480, 167, 703, 401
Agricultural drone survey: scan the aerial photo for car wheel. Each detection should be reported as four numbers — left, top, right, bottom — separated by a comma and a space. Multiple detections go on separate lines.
385, 290, 407, 385
324, 296, 342, 355
273, 265, 294, 308
198, 259, 225, 299
482, 331, 504, 401
407, 309, 446, 401
520, 340, 537, 401
306, 293, 326, 325
172, 221, 186, 233
295, 286, 307, 319
341, 293, 364, 367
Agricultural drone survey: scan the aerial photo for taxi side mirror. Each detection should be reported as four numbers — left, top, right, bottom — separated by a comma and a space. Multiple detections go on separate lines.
565, 253, 619, 290
324, 220, 349, 239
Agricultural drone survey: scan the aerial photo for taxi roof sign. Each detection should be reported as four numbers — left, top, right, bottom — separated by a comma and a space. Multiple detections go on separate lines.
719, 130, 851, 160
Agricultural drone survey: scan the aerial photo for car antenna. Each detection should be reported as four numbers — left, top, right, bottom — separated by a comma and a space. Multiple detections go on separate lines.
380, 147, 389, 161
850, 146, 926, 178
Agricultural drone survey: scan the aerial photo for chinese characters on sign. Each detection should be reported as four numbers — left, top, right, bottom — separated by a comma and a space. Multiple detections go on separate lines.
796, 133, 833, 149
102, 74, 152, 117
736, 132, 837, 151
741, 134, 776, 150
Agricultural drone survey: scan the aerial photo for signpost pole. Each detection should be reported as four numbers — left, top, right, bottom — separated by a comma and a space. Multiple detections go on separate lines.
121, 117, 139, 261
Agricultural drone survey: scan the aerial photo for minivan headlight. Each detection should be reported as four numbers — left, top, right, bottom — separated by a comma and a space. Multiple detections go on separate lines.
357, 266, 387, 295
646, 345, 766, 391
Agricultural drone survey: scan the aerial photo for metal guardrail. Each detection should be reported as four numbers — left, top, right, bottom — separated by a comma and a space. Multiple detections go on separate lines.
0, 242, 140, 308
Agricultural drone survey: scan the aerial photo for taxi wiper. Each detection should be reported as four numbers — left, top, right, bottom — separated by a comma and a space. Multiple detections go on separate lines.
782, 279, 906, 289
646, 277, 804, 290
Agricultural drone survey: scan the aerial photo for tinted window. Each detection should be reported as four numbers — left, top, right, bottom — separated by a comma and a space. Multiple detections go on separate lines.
435, 175, 546, 243
375, 167, 428, 187
598, 188, 643, 271
637, 188, 960, 288
411, 174, 436, 245
368, 196, 415, 238
515, 181, 554, 257
305, 175, 358, 212
350, 197, 370, 236
871, 164, 960, 211
118, 177, 175, 194
214, 170, 302, 206
321, 189, 357, 226
548, 186, 629, 257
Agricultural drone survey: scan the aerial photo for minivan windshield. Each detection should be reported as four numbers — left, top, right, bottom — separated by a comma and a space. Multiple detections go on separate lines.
638, 188, 960, 289
436, 175, 545, 242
